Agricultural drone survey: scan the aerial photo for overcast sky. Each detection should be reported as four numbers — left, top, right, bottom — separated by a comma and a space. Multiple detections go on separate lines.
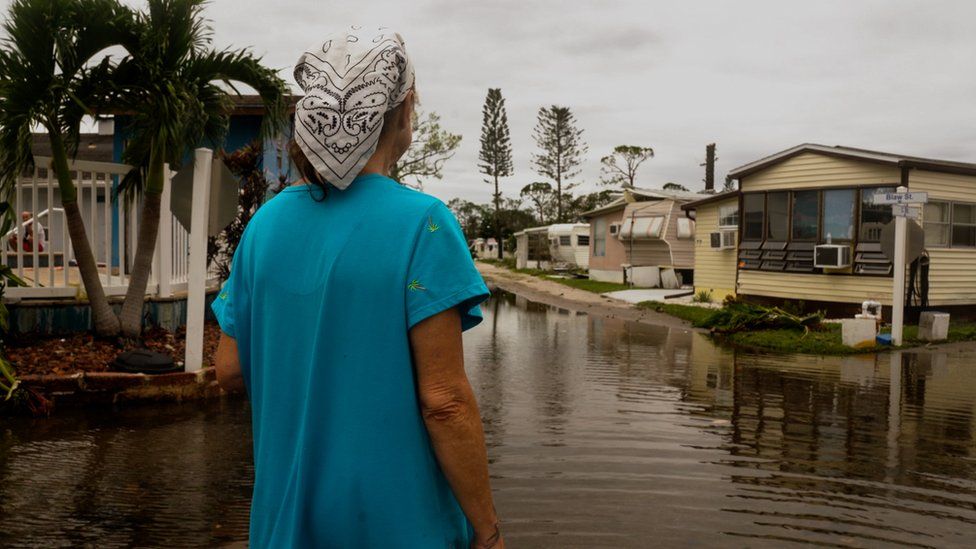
8, 0, 976, 204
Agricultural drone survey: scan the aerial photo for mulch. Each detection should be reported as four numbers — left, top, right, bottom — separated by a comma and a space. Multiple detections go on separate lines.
5, 322, 222, 377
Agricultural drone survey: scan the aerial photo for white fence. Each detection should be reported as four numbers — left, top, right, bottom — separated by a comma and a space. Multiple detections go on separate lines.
2, 157, 220, 300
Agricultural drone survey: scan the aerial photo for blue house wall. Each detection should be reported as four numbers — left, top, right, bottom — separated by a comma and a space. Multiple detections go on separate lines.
110, 113, 294, 267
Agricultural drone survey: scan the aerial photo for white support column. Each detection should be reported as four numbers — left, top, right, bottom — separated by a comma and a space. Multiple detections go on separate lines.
891, 185, 908, 346
156, 163, 173, 298
185, 149, 213, 373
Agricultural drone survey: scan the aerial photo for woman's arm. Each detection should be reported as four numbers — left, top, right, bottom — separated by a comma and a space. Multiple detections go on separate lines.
215, 333, 245, 393
409, 308, 504, 549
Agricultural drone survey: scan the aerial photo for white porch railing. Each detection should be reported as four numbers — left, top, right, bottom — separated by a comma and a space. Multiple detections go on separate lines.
2, 157, 220, 301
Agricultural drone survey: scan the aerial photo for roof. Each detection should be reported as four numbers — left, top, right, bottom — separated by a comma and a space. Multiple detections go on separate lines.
513, 225, 551, 236
729, 143, 976, 179
580, 186, 703, 219
32, 133, 114, 163
681, 190, 741, 211
230, 94, 302, 115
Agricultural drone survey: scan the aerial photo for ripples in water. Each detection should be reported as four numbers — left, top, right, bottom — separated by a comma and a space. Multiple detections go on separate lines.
2, 291, 976, 548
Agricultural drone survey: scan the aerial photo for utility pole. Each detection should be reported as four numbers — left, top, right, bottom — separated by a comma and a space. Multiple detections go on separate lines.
701, 143, 716, 192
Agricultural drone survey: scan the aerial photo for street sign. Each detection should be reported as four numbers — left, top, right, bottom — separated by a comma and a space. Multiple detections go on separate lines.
873, 191, 928, 205
881, 219, 925, 264
891, 204, 921, 219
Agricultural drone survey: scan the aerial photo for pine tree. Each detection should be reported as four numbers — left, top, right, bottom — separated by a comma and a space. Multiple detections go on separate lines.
478, 88, 514, 259
532, 105, 587, 222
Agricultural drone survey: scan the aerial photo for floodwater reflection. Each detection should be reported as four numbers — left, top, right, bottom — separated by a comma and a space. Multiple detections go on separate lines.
2, 291, 976, 547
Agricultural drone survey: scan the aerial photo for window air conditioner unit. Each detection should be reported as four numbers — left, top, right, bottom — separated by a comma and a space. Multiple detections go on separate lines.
814, 244, 852, 269
709, 230, 736, 250
609, 223, 620, 236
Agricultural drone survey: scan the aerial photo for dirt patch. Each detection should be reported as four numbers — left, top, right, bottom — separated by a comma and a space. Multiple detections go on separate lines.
476, 262, 699, 331
6, 323, 222, 376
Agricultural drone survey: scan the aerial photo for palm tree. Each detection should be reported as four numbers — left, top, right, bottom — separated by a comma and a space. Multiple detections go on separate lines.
0, 0, 134, 336
108, 0, 286, 338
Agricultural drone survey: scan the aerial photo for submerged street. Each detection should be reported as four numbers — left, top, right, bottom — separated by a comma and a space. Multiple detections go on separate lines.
2, 291, 976, 548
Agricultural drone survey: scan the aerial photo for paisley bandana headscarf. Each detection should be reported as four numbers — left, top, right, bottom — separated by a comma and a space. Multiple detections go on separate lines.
293, 26, 415, 190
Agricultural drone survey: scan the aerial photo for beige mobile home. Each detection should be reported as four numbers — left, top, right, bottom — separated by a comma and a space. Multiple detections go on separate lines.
683, 144, 976, 316
582, 188, 698, 285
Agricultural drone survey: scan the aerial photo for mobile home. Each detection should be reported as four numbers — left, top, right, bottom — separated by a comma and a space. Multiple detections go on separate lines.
546, 223, 590, 268
683, 143, 976, 317
582, 188, 699, 286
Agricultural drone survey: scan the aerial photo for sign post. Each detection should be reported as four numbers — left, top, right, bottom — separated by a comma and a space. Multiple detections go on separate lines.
874, 187, 927, 346
185, 148, 213, 373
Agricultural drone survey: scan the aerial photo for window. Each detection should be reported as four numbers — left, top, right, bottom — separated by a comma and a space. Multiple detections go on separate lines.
765, 192, 789, 241
676, 217, 694, 239
952, 203, 976, 247
577, 234, 589, 247
822, 189, 856, 241
593, 218, 606, 256
859, 187, 895, 242
718, 205, 738, 228
742, 193, 765, 241
791, 190, 818, 240
559, 235, 571, 246
924, 201, 950, 247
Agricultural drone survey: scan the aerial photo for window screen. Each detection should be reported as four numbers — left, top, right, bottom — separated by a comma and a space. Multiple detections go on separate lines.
859, 187, 895, 242
791, 190, 818, 241
718, 205, 738, 228
593, 218, 606, 256
742, 194, 764, 241
577, 234, 590, 246
924, 201, 949, 247
822, 189, 856, 241
559, 235, 571, 246
952, 203, 976, 247
765, 192, 789, 241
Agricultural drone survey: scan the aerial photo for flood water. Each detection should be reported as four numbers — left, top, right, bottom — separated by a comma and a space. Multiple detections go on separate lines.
2, 292, 976, 547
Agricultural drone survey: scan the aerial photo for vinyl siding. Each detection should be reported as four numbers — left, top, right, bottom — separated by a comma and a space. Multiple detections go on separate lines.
588, 209, 626, 272
741, 152, 900, 192
738, 270, 894, 306
692, 198, 737, 299
910, 169, 976, 305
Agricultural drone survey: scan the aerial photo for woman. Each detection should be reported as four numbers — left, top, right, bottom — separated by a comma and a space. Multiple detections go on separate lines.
212, 26, 503, 549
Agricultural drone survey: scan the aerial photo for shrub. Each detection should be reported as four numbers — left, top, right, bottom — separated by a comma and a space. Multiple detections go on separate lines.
693, 289, 713, 304
698, 301, 824, 334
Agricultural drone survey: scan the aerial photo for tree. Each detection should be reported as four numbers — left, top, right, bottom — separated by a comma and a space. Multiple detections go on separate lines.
564, 190, 615, 222
0, 0, 135, 336
478, 88, 513, 259
110, 0, 286, 338
663, 182, 689, 192
208, 143, 271, 279
447, 198, 483, 241
532, 105, 587, 223
519, 181, 555, 225
600, 145, 653, 188
391, 110, 462, 190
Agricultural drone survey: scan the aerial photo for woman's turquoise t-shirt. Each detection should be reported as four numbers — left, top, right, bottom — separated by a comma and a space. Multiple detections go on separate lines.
211, 174, 489, 548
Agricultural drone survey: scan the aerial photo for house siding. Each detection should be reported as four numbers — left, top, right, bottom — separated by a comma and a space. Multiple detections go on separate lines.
742, 152, 900, 191
910, 169, 976, 306
738, 271, 894, 306
691, 197, 738, 299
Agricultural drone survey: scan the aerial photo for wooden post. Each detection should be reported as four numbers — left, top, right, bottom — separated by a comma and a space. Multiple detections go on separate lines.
156, 163, 173, 298
185, 149, 213, 373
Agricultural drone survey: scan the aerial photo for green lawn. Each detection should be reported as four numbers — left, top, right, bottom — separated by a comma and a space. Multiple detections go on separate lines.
637, 301, 716, 325
479, 259, 630, 294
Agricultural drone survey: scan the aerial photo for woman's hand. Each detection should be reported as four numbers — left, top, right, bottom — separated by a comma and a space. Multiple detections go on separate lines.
471, 524, 504, 548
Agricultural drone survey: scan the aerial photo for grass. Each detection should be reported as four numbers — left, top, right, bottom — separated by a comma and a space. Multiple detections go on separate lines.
638, 300, 976, 355
638, 301, 716, 325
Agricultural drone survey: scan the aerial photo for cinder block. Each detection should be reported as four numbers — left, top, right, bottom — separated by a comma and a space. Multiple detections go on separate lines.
841, 318, 878, 348
918, 312, 950, 341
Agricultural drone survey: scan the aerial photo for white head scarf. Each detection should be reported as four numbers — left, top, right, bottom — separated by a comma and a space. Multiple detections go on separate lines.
293, 26, 415, 190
